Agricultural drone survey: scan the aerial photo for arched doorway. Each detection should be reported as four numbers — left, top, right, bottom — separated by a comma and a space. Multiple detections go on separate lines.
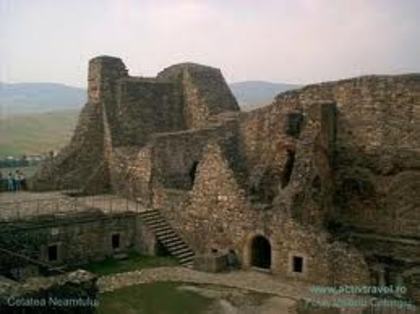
251, 235, 271, 269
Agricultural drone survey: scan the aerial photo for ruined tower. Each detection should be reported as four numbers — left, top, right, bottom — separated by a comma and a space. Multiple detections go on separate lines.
31, 56, 240, 193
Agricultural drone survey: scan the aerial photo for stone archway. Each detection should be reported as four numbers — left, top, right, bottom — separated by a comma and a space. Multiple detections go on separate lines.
250, 235, 271, 269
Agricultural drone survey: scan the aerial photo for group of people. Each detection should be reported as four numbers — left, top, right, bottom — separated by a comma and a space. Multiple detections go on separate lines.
0, 170, 26, 192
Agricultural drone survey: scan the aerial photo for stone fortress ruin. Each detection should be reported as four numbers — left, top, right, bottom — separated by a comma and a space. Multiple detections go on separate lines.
1, 56, 419, 310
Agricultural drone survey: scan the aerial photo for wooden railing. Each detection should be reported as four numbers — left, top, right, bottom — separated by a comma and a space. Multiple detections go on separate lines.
0, 194, 145, 222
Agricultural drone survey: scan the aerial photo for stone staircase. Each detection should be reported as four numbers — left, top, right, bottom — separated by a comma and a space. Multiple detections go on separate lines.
138, 210, 195, 267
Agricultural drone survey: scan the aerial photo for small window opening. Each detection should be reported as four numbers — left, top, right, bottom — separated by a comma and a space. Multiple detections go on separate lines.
292, 256, 304, 273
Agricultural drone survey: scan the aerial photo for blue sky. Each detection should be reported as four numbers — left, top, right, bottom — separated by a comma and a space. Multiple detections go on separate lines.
1, 0, 419, 87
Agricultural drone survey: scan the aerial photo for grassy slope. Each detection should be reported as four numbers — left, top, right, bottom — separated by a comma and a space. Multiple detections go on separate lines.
90, 254, 209, 314
0, 109, 79, 157
98, 282, 212, 314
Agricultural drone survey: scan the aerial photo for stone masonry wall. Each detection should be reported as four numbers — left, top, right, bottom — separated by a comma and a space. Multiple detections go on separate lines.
0, 212, 139, 271
112, 79, 185, 147
110, 146, 153, 203
150, 128, 220, 190
239, 99, 336, 225
152, 74, 419, 289
156, 142, 369, 286
276, 101, 336, 226
292, 75, 420, 238
29, 56, 418, 293
31, 56, 128, 193
238, 74, 420, 235
157, 63, 240, 129
31, 57, 239, 195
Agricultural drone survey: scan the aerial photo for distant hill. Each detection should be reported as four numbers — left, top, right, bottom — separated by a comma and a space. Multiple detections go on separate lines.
0, 110, 79, 157
0, 81, 299, 115
0, 80, 299, 157
0, 82, 86, 115
229, 81, 300, 110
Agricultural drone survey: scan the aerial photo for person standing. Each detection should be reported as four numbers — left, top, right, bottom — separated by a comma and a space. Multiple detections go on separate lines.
20, 171, 26, 190
7, 172, 14, 192
227, 249, 239, 270
14, 170, 21, 191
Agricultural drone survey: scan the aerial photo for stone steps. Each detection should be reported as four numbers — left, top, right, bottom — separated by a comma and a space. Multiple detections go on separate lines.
138, 210, 195, 267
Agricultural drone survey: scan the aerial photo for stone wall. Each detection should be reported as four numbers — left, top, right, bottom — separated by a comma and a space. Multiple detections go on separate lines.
150, 128, 220, 190
30, 101, 106, 191
30, 56, 128, 193
234, 74, 420, 235
31, 57, 239, 195
110, 146, 153, 203
239, 93, 300, 202
278, 75, 420, 237
0, 212, 141, 272
112, 79, 184, 147
156, 142, 370, 286
151, 73, 419, 289
157, 63, 240, 129
29, 56, 419, 295
239, 99, 337, 224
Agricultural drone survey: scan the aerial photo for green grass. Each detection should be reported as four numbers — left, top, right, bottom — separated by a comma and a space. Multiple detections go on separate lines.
82, 252, 179, 276
0, 109, 79, 157
97, 282, 213, 314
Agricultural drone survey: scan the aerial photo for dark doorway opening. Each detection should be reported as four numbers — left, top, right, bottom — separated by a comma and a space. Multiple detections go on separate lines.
281, 150, 295, 188
48, 245, 58, 262
156, 240, 170, 256
189, 161, 199, 187
251, 236, 271, 269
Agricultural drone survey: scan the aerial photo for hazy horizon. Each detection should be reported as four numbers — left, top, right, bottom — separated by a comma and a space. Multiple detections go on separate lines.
1, 0, 419, 88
